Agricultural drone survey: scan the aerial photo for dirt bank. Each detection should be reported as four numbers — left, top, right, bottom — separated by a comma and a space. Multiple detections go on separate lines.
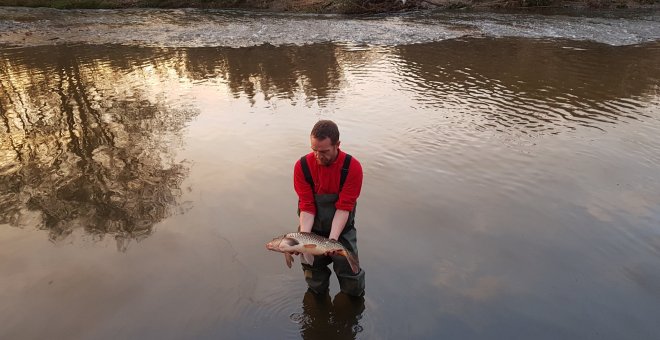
0, 0, 658, 13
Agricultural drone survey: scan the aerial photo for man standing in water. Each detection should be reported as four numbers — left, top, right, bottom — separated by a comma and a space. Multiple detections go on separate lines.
294, 120, 365, 297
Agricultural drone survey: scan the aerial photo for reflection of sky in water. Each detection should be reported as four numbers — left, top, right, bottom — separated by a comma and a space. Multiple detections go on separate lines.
1, 40, 660, 339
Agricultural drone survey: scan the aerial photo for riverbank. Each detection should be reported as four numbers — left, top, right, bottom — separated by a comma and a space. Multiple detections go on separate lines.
0, 0, 658, 13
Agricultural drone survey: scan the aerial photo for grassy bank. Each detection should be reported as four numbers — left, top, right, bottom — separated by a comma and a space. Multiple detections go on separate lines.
0, 0, 657, 12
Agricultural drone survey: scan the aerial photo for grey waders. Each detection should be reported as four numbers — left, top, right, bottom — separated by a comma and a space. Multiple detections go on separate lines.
299, 155, 365, 297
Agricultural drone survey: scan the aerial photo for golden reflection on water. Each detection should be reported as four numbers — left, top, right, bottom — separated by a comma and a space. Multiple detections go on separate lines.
0, 46, 198, 250
2, 40, 659, 251
1, 39, 660, 339
0, 44, 376, 250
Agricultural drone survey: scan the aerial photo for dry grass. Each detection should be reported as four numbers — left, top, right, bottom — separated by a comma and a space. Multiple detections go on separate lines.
0, 0, 656, 11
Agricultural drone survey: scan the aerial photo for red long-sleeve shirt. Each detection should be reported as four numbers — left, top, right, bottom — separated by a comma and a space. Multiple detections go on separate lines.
294, 149, 363, 215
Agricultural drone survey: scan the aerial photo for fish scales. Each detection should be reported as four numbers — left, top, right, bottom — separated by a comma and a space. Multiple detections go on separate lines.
266, 232, 360, 274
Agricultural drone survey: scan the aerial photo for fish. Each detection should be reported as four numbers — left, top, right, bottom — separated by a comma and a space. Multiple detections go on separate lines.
266, 232, 360, 274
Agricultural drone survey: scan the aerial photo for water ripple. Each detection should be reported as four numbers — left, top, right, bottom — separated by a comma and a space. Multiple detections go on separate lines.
389, 39, 660, 136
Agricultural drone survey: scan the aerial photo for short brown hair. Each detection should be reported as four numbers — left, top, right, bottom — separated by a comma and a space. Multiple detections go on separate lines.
310, 120, 340, 145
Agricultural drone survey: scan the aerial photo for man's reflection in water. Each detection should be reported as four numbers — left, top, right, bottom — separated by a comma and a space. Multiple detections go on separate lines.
298, 289, 365, 340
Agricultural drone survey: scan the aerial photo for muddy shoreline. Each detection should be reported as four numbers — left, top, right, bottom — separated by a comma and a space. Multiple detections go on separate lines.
1, 0, 658, 13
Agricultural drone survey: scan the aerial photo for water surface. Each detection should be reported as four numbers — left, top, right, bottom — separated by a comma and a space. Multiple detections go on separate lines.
1, 8, 660, 340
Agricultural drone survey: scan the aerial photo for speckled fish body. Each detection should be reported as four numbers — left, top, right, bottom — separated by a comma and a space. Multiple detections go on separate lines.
266, 232, 360, 274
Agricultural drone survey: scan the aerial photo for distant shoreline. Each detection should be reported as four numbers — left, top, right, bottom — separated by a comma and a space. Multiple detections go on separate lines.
1, 0, 658, 14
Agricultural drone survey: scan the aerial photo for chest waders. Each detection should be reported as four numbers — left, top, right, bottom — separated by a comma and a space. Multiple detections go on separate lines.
299, 154, 365, 297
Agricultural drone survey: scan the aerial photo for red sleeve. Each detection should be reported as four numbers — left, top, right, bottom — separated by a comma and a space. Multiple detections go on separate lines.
336, 157, 362, 212
294, 158, 316, 215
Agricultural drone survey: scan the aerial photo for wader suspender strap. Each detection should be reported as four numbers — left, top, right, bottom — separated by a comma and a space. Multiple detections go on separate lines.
339, 154, 352, 192
300, 156, 315, 193
299, 154, 352, 193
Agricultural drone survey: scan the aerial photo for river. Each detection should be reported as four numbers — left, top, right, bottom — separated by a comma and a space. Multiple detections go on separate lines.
1, 6, 659, 340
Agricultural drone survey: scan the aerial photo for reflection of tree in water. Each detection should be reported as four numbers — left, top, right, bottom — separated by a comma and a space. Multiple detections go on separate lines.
0, 46, 195, 251
0, 43, 353, 249
184, 44, 343, 104
394, 39, 660, 131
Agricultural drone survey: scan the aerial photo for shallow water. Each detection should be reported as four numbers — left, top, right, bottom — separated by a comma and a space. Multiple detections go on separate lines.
1, 8, 660, 340
0, 7, 659, 47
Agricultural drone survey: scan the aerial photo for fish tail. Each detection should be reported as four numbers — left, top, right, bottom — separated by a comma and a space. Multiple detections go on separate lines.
339, 249, 360, 274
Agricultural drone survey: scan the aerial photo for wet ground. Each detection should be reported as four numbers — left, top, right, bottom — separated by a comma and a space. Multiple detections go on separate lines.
1, 7, 660, 339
